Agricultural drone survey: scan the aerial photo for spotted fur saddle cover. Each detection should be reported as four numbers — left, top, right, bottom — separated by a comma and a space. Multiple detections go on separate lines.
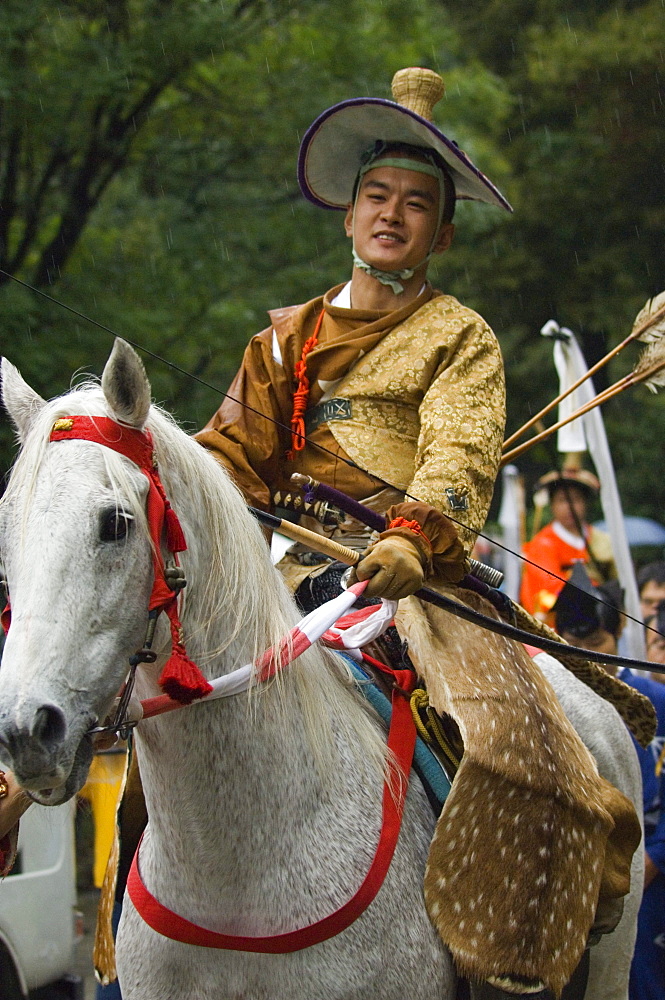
395, 585, 643, 998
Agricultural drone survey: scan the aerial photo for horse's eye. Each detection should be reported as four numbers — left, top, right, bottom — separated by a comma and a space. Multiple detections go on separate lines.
99, 510, 132, 542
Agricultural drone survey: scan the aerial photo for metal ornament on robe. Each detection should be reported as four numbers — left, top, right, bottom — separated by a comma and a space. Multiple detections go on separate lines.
305, 397, 352, 434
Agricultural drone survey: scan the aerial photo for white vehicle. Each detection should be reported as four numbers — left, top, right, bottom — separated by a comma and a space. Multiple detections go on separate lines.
0, 799, 82, 999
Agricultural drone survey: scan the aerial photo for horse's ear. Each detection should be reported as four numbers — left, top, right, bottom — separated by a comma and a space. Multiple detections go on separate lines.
101, 339, 151, 429
1, 358, 47, 442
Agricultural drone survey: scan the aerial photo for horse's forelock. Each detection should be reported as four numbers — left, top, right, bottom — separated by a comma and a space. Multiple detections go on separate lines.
2, 383, 152, 550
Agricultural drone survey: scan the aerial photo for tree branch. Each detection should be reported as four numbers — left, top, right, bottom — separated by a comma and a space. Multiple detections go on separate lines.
32, 74, 178, 287
5, 145, 71, 279
0, 128, 22, 270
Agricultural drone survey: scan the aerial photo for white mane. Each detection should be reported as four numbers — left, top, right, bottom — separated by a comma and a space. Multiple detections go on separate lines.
2, 379, 387, 777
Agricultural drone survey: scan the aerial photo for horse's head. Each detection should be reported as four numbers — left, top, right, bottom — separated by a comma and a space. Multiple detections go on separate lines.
0, 340, 157, 803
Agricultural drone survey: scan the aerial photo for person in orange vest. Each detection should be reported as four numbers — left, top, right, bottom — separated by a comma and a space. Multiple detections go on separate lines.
520, 465, 616, 624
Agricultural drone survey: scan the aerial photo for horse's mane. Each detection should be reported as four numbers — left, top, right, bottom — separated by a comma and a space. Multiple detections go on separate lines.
2, 380, 387, 777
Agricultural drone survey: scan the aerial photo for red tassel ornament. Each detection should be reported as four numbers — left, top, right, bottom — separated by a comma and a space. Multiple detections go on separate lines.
286, 308, 325, 460
158, 648, 213, 705
157, 607, 213, 705
164, 506, 187, 554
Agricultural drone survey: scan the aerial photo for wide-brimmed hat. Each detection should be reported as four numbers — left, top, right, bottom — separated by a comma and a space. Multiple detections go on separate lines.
298, 67, 512, 213
535, 467, 600, 499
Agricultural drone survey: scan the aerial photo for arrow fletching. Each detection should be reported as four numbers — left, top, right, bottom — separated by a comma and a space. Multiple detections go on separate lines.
633, 338, 665, 393
632, 291, 665, 343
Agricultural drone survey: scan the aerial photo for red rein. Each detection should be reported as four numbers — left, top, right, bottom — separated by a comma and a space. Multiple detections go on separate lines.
127, 663, 417, 952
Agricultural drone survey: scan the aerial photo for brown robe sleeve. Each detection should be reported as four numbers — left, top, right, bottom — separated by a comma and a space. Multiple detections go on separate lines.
195, 316, 298, 511
406, 311, 505, 553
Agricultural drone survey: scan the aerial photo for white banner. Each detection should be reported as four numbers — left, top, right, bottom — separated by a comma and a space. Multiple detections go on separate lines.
541, 321, 645, 659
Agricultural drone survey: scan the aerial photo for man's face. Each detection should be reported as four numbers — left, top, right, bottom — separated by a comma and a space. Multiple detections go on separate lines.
647, 630, 665, 665
550, 485, 587, 533
344, 163, 453, 274
640, 581, 665, 620
562, 627, 618, 675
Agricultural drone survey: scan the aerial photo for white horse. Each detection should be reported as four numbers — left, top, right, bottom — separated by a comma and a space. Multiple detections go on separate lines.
0, 340, 642, 1000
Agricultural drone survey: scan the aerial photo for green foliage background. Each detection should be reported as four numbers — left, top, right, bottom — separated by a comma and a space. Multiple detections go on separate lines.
1, 0, 664, 525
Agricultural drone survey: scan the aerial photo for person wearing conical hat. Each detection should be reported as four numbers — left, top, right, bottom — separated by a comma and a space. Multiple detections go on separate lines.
197, 66, 509, 600
519, 461, 617, 624
103, 68, 511, 998
192, 72, 643, 999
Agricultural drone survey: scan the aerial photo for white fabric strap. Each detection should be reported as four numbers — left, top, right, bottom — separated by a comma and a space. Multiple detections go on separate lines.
324, 599, 397, 650
200, 588, 396, 703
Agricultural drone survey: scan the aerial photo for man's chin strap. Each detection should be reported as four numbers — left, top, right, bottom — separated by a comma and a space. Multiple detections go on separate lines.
352, 153, 446, 295
351, 247, 418, 295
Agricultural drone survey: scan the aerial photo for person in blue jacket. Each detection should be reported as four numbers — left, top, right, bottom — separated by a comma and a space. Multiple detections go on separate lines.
554, 569, 665, 1000
623, 606, 665, 1000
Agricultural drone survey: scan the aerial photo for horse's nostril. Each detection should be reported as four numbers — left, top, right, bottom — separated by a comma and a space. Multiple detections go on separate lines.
31, 704, 67, 749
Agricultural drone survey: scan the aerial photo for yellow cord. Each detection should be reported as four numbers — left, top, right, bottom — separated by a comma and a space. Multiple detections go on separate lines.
410, 689, 432, 743
410, 688, 462, 772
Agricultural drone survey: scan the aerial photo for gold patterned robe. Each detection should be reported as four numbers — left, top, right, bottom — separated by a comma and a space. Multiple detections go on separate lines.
196, 281, 505, 553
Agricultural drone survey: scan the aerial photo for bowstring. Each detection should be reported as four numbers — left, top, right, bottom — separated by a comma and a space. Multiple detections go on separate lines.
1, 267, 660, 643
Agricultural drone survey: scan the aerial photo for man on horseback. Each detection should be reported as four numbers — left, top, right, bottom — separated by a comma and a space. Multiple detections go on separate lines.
196, 66, 507, 607
0, 69, 654, 999
194, 68, 648, 999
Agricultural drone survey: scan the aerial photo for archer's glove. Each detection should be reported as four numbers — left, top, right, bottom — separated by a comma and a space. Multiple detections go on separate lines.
355, 534, 425, 601
353, 501, 467, 601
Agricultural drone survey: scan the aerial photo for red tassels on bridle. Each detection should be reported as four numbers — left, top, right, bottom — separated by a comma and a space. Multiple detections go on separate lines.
46, 415, 212, 704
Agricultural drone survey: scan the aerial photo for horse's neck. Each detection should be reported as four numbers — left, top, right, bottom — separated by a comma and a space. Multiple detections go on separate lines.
137, 564, 301, 837
137, 670, 321, 851
128, 455, 384, 925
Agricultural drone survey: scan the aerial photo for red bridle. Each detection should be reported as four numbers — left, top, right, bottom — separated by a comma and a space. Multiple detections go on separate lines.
127, 658, 417, 952
2, 415, 212, 704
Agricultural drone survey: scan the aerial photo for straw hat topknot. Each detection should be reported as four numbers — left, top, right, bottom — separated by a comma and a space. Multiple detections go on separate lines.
391, 67, 444, 121
298, 67, 512, 213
